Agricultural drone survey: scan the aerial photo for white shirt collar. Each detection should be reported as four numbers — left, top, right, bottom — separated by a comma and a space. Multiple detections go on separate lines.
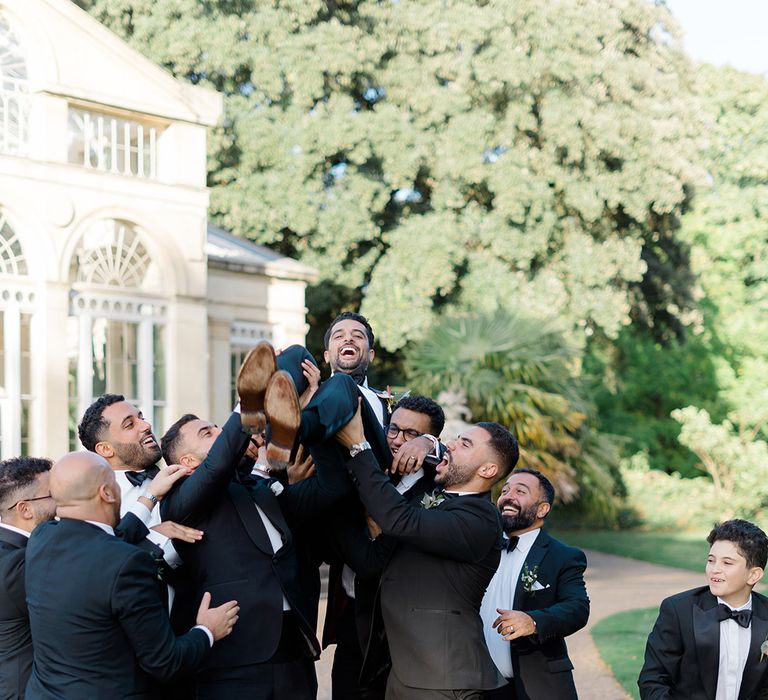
445, 490, 480, 496
396, 468, 424, 494
717, 595, 752, 611
505, 527, 541, 553
0, 522, 31, 539
85, 520, 115, 537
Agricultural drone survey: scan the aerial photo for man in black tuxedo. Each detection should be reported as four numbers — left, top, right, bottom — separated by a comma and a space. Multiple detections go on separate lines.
638, 519, 768, 700
24, 451, 238, 700
336, 405, 518, 699
0, 457, 57, 699
159, 343, 353, 699
0, 454, 183, 700
323, 395, 446, 699
481, 469, 589, 699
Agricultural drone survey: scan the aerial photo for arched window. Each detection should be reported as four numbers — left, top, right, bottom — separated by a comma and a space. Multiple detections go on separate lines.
0, 212, 33, 458
0, 210, 27, 275
68, 220, 167, 447
0, 13, 30, 156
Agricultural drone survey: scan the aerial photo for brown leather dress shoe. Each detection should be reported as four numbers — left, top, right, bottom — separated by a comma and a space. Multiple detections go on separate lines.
237, 341, 277, 434
264, 370, 301, 471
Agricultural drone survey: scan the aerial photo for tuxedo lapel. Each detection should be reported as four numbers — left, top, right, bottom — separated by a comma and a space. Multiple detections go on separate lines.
250, 479, 292, 549
513, 530, 550, 610
739, 594, 768, 700
692, 593, 720, 698
227, 482, 278, 556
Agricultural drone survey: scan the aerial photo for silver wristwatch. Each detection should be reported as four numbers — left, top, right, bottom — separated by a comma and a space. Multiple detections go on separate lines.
349, 441, 371, 458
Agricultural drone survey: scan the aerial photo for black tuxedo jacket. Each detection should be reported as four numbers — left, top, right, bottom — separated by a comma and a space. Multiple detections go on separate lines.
639, 586, 768, 700
25, 518, 209, 699
506, 530, 589, 699
160, 411, 350, 671
347, 450, 505, 691
0, 526, 32, 699
0, 513, 151, 700
321, 470, 435, 650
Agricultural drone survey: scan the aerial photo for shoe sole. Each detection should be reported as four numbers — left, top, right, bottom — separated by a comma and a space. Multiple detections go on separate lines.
237, 342, 277, 434
264, 370, 301, 471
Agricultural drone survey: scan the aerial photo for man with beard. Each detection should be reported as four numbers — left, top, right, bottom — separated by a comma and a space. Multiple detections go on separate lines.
336, 407, 518, 699
324, 312, 388, 426
78, 394, 203, 571
480, 469, 589, 699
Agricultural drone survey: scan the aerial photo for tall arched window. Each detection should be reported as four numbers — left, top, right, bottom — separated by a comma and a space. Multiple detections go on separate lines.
0, 211, 33, 459
0, 13, 30, 156
68, 220, 167, 448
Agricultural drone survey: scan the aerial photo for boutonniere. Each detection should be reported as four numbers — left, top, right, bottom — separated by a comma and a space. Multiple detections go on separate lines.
760, 635, 768, 662
270, 480, 284, 497
421, 490, 446, 509
383, 387, 410, 414
521, 564, 540, 594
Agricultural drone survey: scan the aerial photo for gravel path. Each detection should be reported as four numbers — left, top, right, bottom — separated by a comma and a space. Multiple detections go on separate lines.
315, 550, 705, 699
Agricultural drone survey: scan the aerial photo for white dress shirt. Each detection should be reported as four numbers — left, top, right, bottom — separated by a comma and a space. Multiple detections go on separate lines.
249, 469, 291, 610
716, 595, 752, 700
0, 522, 31, 539
114, 470, 181, 568
480, 528, 541, 678
358, 378, 385, 426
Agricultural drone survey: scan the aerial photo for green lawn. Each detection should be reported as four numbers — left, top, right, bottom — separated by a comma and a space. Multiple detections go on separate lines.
551, 529, 709, 572
591, 607, 657, 700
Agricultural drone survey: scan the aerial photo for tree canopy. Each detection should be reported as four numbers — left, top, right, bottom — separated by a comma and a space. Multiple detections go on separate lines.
83, 0, 702, 353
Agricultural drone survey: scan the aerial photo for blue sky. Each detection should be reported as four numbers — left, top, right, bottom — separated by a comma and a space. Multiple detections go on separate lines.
665, 0, 768, 75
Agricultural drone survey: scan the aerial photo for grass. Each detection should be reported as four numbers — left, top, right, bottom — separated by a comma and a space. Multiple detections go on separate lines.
551, 528, 709, 572
591, 607, 657, 700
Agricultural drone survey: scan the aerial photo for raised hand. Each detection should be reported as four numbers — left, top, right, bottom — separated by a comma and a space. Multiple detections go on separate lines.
147, 464, 193, 499
287, 444, 315, 484
389, 436, 432, 475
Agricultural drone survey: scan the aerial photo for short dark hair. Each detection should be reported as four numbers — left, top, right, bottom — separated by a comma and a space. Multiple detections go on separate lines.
78, 394, 125, 451
0, 457, 52, 510
391, 395, 445, 436
323, 312, 375, 349
512, 467, 555, 506
476, 421, 519, 480
707, 519, 768, 570
161, 414, 199, 466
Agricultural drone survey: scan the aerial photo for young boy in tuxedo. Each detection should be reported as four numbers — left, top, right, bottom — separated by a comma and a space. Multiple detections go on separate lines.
638, 519, 768, 700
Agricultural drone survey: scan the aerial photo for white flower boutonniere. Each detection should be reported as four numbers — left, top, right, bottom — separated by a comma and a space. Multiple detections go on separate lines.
760, 637, 768, 662
420, 491, 445, 509
521, 564, 541, 594
270, 480, 284, 497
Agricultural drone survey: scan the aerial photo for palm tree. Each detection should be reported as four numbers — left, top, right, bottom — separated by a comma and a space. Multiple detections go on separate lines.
405, 311, 619, 513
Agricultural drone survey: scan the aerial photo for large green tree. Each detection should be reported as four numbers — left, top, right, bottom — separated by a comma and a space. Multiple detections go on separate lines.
82, 0, 703, 359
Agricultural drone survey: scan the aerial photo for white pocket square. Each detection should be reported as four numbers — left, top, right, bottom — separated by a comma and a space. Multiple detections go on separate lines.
531, 581, 550, 591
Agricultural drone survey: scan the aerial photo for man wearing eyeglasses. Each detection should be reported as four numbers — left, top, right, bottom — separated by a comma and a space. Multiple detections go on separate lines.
0, 457, 56, 699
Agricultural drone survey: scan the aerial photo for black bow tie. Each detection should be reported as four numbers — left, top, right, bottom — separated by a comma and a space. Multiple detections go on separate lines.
505, 535, 519, 552
715, 603, 752, 628
125, 466, 160, 488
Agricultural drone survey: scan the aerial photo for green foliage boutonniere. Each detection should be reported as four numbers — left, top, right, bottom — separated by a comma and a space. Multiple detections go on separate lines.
521, 564, 540, 594
421, 491, 446, 509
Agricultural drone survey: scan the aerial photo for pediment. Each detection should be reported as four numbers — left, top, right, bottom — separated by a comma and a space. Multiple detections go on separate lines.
1, 0, 221, 125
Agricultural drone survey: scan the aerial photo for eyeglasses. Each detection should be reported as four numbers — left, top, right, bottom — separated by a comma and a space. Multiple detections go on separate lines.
7, 494, 52, 511
386, 423, 422, 441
